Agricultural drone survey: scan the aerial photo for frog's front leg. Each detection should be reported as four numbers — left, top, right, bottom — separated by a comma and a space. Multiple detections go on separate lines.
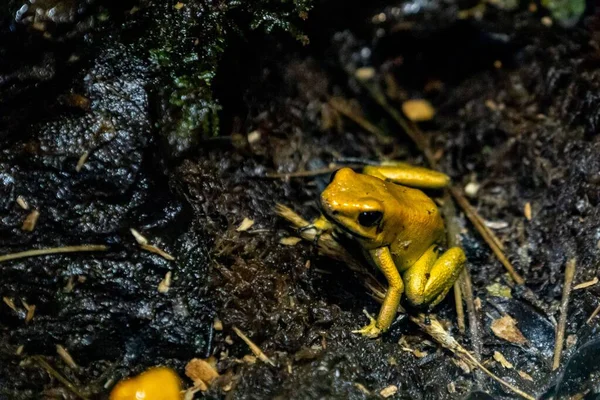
403, 245, 466, 309
353, 247, 404, 338
298, 214, 334, 247
362, 162, 450, 189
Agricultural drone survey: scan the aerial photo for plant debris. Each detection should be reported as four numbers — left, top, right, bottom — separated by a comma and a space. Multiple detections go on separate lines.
236, 218, 255, 232
232, 327, 275, 366
491, 315, 529, 345
21, 209, 40, 232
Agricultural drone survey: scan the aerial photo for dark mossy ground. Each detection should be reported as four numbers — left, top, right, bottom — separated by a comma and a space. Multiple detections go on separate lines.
1, 0, 600, 399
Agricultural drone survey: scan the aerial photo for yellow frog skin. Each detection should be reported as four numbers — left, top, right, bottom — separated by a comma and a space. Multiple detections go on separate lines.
317, 162, 466, 338
109, 366, 182, 400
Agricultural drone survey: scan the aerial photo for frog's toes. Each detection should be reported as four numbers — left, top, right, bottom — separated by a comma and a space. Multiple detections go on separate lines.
352, 310, 383, 338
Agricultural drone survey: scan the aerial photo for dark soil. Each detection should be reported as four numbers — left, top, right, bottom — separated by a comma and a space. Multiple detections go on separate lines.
1, 0, 600, 399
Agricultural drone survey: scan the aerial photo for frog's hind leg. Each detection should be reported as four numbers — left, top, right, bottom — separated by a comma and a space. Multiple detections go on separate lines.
362, 162, 450, 189
403, 245, 466, 309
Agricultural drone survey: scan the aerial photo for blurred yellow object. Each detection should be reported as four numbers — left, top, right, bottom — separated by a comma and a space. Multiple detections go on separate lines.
110, 366, 182, 400
402, 99, 435, 122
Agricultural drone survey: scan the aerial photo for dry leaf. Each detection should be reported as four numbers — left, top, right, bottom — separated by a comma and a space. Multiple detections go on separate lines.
158, 271, 172, 293
214, 318, 223, 331
242, 355, 257, 364
447, 382, 456, 394
185, 358, 219, 389
3, 297, 17, 312
130, 228, 148, 245
474, 297, 482, 311
236, 218, 254, 232
491, 315, 528, 345
452, 357, 472, 374
140, 244, 175, 261
518, 370, 534, 382
413, 349, 428, 358
21, 210, 40, 232
573, 277, 598, 290
524, 202, 532, 220
380, 385, 398, 398
16, 196, 29, 210
402, 99, 435, 122
354, 383, 371, 395
22, 300, 35, 324
493, 351, 514, 369
279, 236, 302, 246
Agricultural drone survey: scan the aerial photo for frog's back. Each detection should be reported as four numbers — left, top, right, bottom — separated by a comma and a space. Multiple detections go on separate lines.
384, 182, 445, 270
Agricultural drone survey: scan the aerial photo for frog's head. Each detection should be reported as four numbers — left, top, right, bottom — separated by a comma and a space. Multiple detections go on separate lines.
320, 168, 395, 248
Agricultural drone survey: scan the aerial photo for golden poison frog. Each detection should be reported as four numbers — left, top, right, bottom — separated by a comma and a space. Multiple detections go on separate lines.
109, 366, 182, 400
313, 162, 466, 338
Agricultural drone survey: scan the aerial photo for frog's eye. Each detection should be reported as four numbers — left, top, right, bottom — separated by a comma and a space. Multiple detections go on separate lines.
358, 211, 383, 227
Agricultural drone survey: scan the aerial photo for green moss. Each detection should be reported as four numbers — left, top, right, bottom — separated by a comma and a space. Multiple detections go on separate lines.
133, 1, 314, 155
541, 0, 585, 27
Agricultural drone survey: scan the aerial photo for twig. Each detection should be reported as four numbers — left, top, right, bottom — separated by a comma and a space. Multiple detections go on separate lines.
441, 193, 466, 334
449, 187, 526, 285
0, 245, 109, 263
351, 75, 435, 162
553, 258, 577, 370
587, 304, 600, 325
32, 356, 89, 399
232, 326, 275, 366
265, 165, 361, 179
56, 345, 79, 370
327, 97, 393, 144
411, 314, 535, 400
453, 282, 465, 334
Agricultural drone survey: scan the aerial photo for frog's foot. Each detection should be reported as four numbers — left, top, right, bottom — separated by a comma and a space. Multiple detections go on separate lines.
298, 215, 333, 247
297, 225, 323, 249
352, 310, 382, 338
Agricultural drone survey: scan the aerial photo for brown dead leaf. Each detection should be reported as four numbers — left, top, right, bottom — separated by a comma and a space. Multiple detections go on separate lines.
185, 358, 220, 390
380, 385, 398, 398
21, 210, 40, 232
491, 315, 528, 345
236, 218, 254, 232
493, 351, 514, 369
518, 370, 534, 382
452, 357, 472, 374
279, 236, 302, 246
16, 196, 29, 210
413, 349, 428, 358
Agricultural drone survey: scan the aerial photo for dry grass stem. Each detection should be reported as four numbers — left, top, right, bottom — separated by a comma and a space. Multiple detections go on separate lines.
587, 304, 600, 325
32, 356, 88, 399
140, 244, 175, 261
411, 314, 535, 400
553, 258, 577, 370
56, 345, 79, 370
232, 326, 275, 366
0, 245, 109, 263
